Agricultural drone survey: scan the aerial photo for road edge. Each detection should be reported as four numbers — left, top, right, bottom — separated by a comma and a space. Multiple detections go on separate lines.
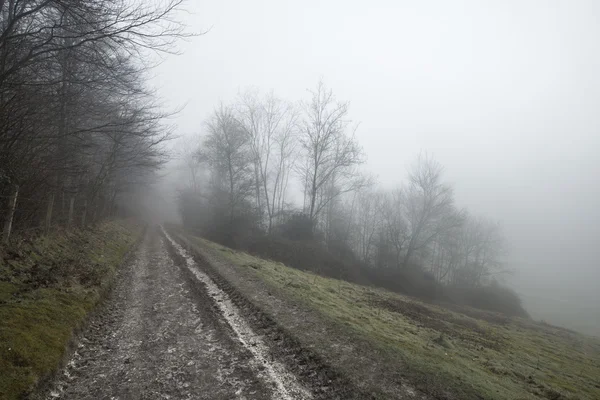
28, 224, 147, 400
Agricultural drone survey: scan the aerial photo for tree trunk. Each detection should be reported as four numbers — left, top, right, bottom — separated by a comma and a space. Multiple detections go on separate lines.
61, 190, 66, 223
101, 194, 109, 218
109, 190, 118, 217
81, 198, 88, 227
2, 184, 19, 244
402, 241, 414, 269
68, 196, 75, 227
91, 196, 98, 224
45, 192, 55, 233
254, 163, 262, 219
228, 156, 235, 224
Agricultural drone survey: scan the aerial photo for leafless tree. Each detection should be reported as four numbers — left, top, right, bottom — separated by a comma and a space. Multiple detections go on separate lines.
236, 89, 299, 233
298, 81, 365, 229
350, 188, 384, 264
0, 0, 186, 86
0, 0, 188, 242
428, 223, 462, 282
271, 103, 299, 227
451, 216, 507, 286
401, 154, 465, 268
199, 105, 253, 224
378, 189, 411, 268
176, 134, 203, 193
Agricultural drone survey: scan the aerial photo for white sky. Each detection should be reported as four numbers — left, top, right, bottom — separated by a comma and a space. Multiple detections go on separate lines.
152, 0, 600, 333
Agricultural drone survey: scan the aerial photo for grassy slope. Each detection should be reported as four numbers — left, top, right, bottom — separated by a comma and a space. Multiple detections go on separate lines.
196, 236, 600, 400
0, 220, 141, 400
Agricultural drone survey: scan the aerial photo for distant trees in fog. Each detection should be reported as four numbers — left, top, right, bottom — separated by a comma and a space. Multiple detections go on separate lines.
179, 83, 509, 289
298, 82, 366, 227
0, 0, 186, 243
236, 90, 299, 233
347, 175, 507, 286
318, 154, 508, 287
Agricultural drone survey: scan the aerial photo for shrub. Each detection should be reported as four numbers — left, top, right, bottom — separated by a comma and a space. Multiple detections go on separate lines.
244, 235, 366, 284
362, 266, 440, 301
443, 281, 528, 318
275, 212, 314, 241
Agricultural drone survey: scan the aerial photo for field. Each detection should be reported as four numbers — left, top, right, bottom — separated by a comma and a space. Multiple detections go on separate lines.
0, 221, 141, 400
195, 236, 600, 400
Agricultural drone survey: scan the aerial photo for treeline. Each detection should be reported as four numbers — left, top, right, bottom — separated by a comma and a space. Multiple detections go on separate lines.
178, 83, 526, 317
0, 0, 184, 243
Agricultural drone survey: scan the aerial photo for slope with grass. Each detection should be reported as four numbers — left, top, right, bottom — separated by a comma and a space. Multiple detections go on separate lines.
0, 220, 142, 400
187, 233, 600, 400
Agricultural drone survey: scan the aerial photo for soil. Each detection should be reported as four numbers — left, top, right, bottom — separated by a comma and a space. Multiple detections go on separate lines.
42, 228, 311, 399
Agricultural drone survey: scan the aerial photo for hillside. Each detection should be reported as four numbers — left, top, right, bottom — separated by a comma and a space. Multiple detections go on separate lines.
184, 232, 600, 400
0, 221, 141, 400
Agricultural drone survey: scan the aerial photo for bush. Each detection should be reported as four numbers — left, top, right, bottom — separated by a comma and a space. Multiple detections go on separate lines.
362, 266, 440, 301
443, 281, 528, 318
244, 235, 366, 284
275, 212, 314, 241
240, 234, 442, 302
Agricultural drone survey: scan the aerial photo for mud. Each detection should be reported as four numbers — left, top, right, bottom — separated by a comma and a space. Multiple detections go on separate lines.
162, 228, 312, 400
43, 228, 303, 399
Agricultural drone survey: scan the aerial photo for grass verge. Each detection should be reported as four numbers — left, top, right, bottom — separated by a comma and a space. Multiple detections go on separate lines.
193, 235, 600, 400
0, 220, 142, 400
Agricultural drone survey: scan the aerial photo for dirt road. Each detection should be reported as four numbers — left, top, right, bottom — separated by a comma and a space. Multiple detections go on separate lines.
45, 228, 312, 400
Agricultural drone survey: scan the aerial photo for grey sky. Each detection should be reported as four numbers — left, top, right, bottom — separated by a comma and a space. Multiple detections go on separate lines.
153, 1, 600, 333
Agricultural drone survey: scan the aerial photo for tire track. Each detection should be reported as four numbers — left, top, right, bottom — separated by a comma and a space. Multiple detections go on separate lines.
162, 227, 313, 400
45, 228, 278, 400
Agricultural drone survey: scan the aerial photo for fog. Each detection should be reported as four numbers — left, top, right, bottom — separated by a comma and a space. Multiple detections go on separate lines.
152, 1, 600, 335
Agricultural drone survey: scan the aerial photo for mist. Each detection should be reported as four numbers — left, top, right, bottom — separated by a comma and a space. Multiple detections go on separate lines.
151, 1, 600, 335
6, 1, 600, 398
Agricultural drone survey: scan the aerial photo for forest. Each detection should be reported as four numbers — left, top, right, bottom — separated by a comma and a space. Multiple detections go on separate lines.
0, 0, 184, 243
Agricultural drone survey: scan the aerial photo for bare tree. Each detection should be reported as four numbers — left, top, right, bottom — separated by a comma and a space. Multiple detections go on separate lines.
378, 189, 411, 268
298, 81, 365, 229
200, 105, 253, 224
451, 216, 507, 286
271, 102, 299, 227
236, 89, 264, 219
428, 222, 462, 282
352, 188, 384, 264
0, 0, 188, 240
236, 89, 299, 233
177, 134, 203, 193
0, 0, 186, 86
402, 154, 465, 268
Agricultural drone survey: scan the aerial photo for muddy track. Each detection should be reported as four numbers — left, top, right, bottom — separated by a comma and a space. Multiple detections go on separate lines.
43, 227, 312, 400
163, 229, 375, 400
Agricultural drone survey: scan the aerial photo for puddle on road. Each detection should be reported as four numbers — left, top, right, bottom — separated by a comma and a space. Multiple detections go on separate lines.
162, 228, 313, 400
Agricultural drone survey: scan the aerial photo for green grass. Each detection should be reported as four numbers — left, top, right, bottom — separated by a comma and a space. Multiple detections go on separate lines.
0, 220, 141, 400
196, 237, 600, 400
